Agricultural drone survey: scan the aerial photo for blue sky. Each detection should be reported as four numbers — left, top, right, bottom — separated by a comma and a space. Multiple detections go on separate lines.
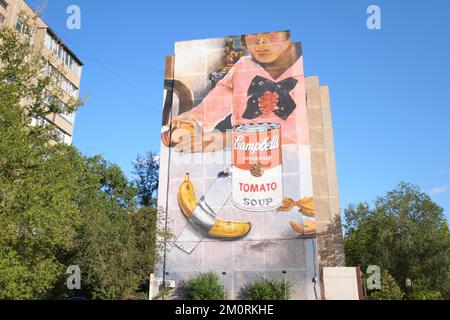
33, 0, 450, 219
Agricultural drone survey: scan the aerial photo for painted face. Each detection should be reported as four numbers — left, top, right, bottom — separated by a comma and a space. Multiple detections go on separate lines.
245, 31, 291, 64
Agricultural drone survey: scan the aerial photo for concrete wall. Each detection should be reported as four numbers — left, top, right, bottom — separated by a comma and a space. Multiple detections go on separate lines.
322, 267, 361, 300
158, 37, 345, 301
306, 76, 345, 268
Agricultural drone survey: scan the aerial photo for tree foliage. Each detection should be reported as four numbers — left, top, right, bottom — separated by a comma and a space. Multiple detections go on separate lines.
0, 20, 83, 299
344, 182, 450, 300
0, 23, 165, 299
70, 178, 165, 300
133, 152, 159, 207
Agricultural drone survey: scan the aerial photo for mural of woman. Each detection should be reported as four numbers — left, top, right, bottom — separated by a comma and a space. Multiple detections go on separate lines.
162, 30, 308, 153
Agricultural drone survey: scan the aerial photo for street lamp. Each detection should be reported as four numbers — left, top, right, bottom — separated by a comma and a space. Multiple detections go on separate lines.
222, 272, 227, 300
282, 270, 287, 300
162, 272, 170, 300
405, 277, 412, 299
405, 278, 412, 288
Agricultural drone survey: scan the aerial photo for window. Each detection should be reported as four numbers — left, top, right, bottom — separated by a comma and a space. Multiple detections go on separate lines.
60, 111, 75, 124
30, 116, 51, 128
16, 19, 23, 31
42, 92, 76, 124
0, 14, 5, 25
0, 0, 7, 10
44, 32, 51, 48
44, 63, 79, 98
44, 31, 82, 77
31, 116, 72, 145
55, 127, 72, 145
16, 19, 31, 37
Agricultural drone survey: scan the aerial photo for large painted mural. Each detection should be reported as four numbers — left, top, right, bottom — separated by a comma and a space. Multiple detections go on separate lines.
157, 30, 319, 299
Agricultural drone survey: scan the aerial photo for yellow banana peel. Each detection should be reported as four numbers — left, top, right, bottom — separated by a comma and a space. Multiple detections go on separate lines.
177, 173, 251, 239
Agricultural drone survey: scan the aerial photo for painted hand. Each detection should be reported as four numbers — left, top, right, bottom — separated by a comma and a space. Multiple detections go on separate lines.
173, 130, 229, 153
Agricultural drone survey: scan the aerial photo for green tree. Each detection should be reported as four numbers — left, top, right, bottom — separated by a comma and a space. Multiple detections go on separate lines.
241, 278, 292, 300
344, 182, 450, 300
60, 157, 167, 300
185, 272, 226, 300
0, 22, 166, 299
133, 152, 159, 207
0, 22, 82, 299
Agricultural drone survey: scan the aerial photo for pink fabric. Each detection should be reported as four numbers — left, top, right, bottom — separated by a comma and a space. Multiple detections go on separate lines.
188, 56, 309, 145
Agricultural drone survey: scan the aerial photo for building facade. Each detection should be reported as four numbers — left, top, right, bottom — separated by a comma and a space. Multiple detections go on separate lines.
0, 0, 82, 145
156, 32, 345, 300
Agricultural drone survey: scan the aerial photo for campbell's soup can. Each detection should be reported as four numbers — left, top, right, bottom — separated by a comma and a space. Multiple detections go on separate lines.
232, 123, 283, 212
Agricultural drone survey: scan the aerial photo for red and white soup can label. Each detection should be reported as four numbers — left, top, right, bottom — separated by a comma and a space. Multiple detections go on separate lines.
232, 123, 283, 212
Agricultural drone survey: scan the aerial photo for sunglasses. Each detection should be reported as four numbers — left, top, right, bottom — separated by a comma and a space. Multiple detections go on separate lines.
244, 32, 289, 45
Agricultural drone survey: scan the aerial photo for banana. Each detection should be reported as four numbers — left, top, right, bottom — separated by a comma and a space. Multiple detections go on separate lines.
208, 219, 252, 239
177, 173, 197, 219
177, 173, 251, 239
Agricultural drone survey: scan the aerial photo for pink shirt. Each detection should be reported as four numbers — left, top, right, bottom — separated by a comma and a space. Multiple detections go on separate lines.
187, 55, 309, 145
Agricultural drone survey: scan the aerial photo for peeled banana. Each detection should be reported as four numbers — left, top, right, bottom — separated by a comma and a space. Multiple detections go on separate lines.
177, 173, 251, 239
208, 220, 252, 239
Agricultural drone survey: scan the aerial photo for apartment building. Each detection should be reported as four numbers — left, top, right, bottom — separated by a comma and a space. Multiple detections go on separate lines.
0, 0, 82, 145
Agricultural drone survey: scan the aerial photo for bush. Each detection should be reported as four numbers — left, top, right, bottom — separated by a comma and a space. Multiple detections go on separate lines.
241, 278, 292, 300
367, 271, 404, 300
410, 280, 444, 300
410, 289, 443, 300
185, 273, 226, 300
